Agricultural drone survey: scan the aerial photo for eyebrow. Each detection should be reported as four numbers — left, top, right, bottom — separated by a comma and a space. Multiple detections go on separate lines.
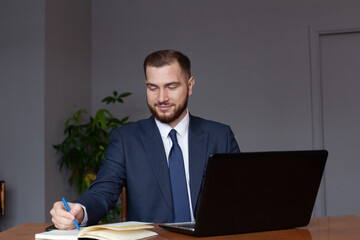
166, 82, 181, 86
146, 82, 181, 87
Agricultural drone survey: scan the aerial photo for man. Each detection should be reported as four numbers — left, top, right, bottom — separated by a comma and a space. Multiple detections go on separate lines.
50, 49, 240, 229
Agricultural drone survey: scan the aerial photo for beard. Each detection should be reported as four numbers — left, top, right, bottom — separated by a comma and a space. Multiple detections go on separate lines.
147, 95, 188, 124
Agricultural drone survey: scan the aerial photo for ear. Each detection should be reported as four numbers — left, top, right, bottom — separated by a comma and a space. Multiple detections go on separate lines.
187, 77, 195, 96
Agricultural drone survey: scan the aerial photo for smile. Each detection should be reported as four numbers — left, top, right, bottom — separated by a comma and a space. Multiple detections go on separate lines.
156, 104, 173, 112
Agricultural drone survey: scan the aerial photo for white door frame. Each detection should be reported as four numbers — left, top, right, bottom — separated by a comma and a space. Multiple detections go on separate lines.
308, 22, 360, 217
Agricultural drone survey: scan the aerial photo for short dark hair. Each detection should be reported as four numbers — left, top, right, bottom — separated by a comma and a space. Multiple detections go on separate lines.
143, 49, 191, 79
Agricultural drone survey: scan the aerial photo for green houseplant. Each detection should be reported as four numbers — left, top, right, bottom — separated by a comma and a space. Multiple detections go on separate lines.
53, 90, 132, 223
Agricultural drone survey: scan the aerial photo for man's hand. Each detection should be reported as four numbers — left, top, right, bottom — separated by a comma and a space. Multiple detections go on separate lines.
50, 201, 84, 230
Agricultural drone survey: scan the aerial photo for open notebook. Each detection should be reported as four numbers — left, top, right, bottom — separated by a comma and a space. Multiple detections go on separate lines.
35, 221, 157, 240
160, 150, 328, 237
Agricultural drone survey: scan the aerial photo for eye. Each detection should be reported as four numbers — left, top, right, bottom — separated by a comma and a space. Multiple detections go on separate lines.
167, 83, 179, 90
147, 84, 158, 91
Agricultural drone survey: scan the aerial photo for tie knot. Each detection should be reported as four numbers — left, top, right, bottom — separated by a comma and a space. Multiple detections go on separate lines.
169, 129, 178, 144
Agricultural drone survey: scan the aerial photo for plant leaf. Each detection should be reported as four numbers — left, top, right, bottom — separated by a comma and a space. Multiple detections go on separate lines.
119, 92, 132, 98
119, 116, 129, 124
101, 96, 115, 104
84, 173, 96, 189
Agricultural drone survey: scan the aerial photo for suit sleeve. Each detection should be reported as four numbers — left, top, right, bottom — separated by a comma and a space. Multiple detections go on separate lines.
227, 126, 241, 153
76, 129, 125, 225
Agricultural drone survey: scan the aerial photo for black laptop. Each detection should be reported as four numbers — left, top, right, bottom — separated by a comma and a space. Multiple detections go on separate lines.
159, 150, 328, 237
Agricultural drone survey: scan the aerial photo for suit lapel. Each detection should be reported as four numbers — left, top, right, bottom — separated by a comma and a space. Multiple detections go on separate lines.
140, 117, 173, 213
188, 115, 208, 212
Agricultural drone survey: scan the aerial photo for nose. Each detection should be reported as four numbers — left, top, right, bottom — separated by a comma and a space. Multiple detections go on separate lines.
158, 89, 169, 103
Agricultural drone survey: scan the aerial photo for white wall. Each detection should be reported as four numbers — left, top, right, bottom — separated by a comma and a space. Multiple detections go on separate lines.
0, 0, 91, 231
91, 0, 360, 152
0, 0, 45, 231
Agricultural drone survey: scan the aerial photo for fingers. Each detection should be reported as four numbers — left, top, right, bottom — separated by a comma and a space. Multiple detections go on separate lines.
50, 201, 74, 230
51, 201, 75, 220
50, 201, 83, 230
68, 202, 84, 224
68, 202, 81, 216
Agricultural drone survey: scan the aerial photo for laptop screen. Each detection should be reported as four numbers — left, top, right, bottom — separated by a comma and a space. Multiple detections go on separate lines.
161, 150, 328, 237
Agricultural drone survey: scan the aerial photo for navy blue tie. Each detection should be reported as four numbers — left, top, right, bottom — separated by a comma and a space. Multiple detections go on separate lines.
168, 129, 191, 222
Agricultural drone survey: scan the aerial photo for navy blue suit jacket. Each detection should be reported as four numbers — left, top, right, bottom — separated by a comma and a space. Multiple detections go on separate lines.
78, 115, 240, 225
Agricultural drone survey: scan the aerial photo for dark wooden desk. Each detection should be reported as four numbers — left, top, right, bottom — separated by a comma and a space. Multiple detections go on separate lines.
1, 215, 359, 240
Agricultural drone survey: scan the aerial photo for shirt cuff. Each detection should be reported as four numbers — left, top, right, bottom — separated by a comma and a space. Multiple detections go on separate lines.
79, 204, 88, 226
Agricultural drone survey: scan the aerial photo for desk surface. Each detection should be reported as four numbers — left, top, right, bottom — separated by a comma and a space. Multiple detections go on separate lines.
1, 215, 359, 240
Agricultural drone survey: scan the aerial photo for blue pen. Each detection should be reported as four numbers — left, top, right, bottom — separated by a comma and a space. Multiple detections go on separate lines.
62, 197, 81, 231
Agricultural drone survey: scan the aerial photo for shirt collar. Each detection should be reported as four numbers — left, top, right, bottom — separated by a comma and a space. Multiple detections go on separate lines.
155, 109, 190, 138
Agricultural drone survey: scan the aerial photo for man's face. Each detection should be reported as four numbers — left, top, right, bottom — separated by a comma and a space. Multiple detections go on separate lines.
146, 61, 194, 128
